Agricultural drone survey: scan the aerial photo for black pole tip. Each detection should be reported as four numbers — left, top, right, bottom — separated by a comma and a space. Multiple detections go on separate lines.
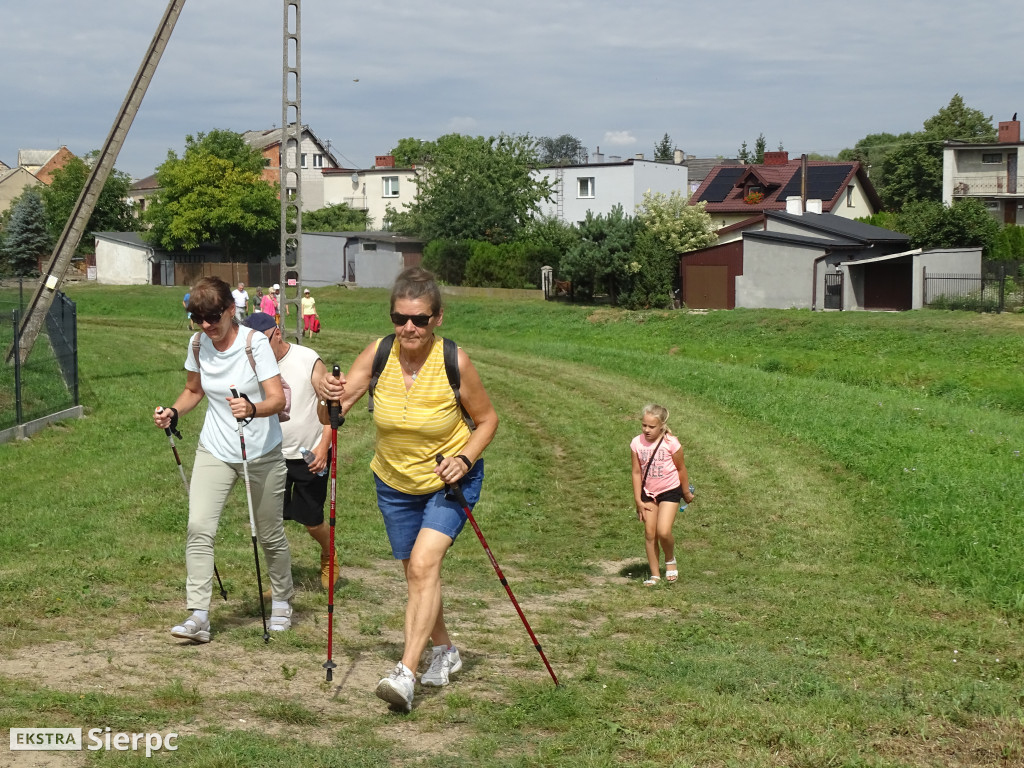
263, 633, 270, 644
219, 589, 228, 601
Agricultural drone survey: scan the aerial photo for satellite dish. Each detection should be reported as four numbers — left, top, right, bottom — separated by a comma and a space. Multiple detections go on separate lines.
351, 173, 359, 184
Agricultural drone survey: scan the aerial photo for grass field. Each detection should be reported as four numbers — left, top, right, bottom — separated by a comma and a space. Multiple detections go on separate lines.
1, 284, 1023, 767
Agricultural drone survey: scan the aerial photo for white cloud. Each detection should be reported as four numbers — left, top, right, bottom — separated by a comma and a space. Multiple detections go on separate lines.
603, 131, 637, 147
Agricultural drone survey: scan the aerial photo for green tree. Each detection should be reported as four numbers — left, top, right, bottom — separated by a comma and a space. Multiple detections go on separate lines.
421, 239, 471, 285
559, 204, 637, 302
537, 134, 588, 166
737, 133, 772, 163
400, 133, 552, 243
617, 228, 676, 310
40, 155, 136, 250
635, 190, 717, 254
302, 202, 369, 232
143, 130, 279, 258
880, 94, 995, 209
653, 133, 674, 163
894, 198, 1000, 254
389, 137, 434, 167
1, 187, 51, 276
990, 225, 1024, 262
838, 131, 911, 197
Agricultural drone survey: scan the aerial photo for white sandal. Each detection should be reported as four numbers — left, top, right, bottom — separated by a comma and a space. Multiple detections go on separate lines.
643, 576, 661, 587
665, 559, 678, 583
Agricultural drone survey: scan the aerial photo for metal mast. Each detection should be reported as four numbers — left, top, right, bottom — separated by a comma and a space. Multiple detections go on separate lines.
8, 0, 187, 364
280, 0, 302, 342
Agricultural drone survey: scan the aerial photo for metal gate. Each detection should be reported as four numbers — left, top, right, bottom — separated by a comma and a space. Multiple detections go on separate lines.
824, 272, 843, 310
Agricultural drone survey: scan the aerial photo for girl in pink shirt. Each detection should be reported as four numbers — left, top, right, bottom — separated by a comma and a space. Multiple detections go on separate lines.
630, 404, 695, 586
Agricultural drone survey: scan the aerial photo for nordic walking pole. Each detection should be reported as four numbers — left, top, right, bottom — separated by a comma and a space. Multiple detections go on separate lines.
436, 455, 560, 686
230, 387, 270, 643
157, 407, 227, 600
323, 364, 344, 682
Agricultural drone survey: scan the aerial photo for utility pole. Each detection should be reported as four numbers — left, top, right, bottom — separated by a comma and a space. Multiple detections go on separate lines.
280, 0, 303, 342
8, 0, 186, 364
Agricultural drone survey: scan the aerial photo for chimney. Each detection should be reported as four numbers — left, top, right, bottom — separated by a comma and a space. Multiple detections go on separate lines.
998, 120, 1021, 144
805, 199, 823, 214
673, 148, 684, 164
634, 153, 644, 160
763, 151, 789, 166
375, 154, 396, 168
591, 146, 604, 164
786, 196, 803, 215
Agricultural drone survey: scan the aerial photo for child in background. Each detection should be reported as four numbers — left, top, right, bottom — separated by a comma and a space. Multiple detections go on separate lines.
630, 404, 695, 586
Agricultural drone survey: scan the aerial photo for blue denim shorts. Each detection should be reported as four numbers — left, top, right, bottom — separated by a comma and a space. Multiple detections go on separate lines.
374, 459, 484, 560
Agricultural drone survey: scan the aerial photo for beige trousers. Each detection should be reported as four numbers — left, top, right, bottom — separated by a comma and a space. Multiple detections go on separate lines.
185, 442, 293, 610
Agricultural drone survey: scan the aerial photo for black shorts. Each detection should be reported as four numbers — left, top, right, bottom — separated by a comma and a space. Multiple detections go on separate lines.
283, 453, 330, 526
640, 485, 683, 504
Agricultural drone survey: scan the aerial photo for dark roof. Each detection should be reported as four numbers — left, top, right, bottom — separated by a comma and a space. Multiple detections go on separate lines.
690, 159, 882, 213
93, 231, 151, 248
743, 230, 863, 249
766, 210, 909, 244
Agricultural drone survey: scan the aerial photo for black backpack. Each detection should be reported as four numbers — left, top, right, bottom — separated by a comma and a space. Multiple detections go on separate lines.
368, 334, 474, 429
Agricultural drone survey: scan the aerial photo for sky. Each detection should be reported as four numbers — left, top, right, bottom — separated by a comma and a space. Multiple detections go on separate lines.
3, 0, 1022, 181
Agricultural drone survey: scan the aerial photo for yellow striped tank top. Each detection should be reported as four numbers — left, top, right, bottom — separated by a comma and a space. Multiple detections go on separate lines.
370, 336, 472, 494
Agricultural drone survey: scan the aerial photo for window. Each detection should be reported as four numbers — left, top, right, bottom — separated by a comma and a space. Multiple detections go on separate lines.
363, 242, 377, 251
263, 158, 271, 168
301, 153, 308, 168
982, 153, 1003, 164
578, 177, 595, 198
846, 185, 854, 207
383, 176, 400, 197
312, 154, 324, 168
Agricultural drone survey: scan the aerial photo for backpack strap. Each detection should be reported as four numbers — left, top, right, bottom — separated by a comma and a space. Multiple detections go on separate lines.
367, 334, 396, 414
192, 329, 259, 377
443, 337, 475, 430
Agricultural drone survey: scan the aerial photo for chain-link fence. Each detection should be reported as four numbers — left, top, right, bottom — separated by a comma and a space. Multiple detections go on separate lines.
0, 279, 80, 440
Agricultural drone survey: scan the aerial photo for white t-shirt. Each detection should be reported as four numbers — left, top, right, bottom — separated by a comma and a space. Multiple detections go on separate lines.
232, 288, 249, 309
276, 343, 325, 460
185, 330, 282, 463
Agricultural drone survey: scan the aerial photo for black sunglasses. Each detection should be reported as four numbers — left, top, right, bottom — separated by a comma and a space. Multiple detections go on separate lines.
390, 312, 433, 327
195, 308, 228, 325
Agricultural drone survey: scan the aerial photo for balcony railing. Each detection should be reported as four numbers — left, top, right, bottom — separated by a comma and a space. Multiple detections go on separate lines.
344, 196, 369, 210
951, 175, 1024, 196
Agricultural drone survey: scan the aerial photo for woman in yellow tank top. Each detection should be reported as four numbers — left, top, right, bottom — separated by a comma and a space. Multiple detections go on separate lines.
319, 267, 498, 712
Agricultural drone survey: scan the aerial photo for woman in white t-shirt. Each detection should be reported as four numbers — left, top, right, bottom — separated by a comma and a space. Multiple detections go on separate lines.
153, 276, 294, 644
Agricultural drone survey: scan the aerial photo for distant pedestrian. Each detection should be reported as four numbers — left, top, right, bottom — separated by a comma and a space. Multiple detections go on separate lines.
271, 283, 288, 326
260, 287, 276, 317
232, 282, 250, 321
183, 289, 194, 330
630, 404, 695, 587
301, 289, 318, 338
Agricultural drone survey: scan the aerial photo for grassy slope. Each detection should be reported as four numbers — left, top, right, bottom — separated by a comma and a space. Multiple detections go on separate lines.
0, 284, 1022, 767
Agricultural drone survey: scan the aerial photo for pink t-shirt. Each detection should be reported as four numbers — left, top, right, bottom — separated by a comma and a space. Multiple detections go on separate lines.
631, 433, 681, 497
260, 294, 276, 315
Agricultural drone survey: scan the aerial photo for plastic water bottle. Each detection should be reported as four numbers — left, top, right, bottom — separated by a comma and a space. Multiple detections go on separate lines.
299, 446, 327, 477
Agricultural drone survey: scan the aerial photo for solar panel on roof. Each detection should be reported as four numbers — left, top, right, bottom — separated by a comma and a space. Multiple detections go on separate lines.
778, 165, 853, 201
700, 167, 745, 202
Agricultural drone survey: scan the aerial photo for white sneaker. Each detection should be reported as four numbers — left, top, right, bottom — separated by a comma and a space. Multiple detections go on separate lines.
269, 603, 292, 632
375, 663, 415, 712
170, 613, 211, 644
420, 645, 462, 687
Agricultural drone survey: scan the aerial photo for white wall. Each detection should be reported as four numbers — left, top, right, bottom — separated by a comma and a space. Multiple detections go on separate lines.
534, 161, 688, 225
94, 239, 151, 285
735, 239, 826, 309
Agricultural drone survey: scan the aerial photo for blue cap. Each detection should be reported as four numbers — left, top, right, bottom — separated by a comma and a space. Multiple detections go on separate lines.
242, 313, 277, 332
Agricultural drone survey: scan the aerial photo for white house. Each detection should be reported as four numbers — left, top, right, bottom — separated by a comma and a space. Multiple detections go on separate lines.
534, 154, 689, 224
321, 155, 417, 230
93, 232, 155, 285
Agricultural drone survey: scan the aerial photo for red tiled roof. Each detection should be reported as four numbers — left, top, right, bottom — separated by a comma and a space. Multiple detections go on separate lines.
690, 159, 878, 213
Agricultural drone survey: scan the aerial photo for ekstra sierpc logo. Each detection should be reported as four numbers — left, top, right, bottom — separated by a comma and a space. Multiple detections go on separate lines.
10, 728, 178, 757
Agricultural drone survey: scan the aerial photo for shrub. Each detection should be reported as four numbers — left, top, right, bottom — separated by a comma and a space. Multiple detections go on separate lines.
422, 239, 471, 285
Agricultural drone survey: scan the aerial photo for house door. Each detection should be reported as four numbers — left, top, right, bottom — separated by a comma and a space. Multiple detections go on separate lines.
684, 265, 729, 309
151, 261, 162, 286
